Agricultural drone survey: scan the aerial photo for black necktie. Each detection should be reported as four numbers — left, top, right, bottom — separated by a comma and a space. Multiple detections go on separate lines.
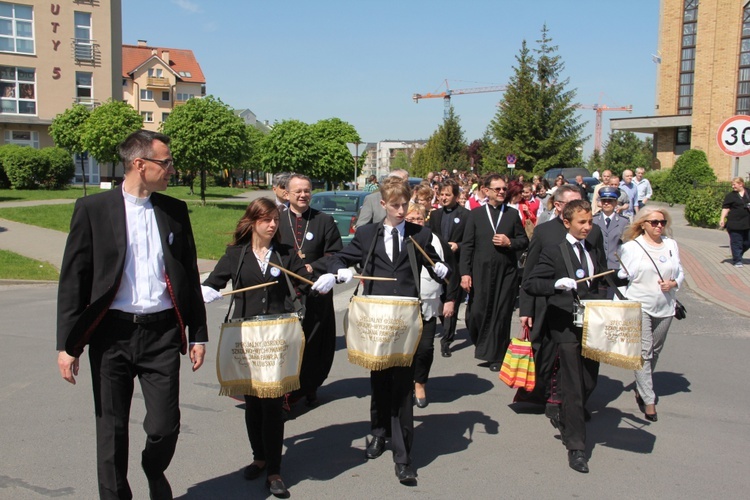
576, 242, 589, 278
391, 227, 400, 262
605, 217, 611, 229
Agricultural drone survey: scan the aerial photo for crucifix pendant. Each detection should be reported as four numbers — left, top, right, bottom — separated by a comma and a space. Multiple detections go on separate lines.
298, 250, 305, 259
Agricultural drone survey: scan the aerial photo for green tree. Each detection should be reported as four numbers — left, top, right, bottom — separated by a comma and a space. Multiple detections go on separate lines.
602, 131, 652, 176
485, 26, 587, 175
412, 107, 468, 177
161, 95, 250, 204
80, 100, 142, 181
586, 149, 604, 174
49, 104, 91, 194
261, 118, 360, 184
391, 150, 411, 171
662, 149, 717, 204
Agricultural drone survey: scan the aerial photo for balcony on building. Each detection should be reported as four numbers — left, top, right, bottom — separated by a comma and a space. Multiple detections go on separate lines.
146, 77, 171, 88
72, 39, 100, 64
73, 97, 101, 110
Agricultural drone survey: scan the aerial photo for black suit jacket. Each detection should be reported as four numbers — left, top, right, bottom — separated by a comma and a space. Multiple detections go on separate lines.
328, 221, 442, 297
56, 187, 208, 357
522, 240, 606, 343
428, 205, 470, 247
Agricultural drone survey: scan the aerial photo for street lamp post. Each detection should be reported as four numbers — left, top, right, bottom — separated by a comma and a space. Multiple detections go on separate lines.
346, 141, 363, 190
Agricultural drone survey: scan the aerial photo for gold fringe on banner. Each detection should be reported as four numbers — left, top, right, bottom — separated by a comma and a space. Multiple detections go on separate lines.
581, 347, 643, 370
347, 351, 415, 371
218, 376, 300, 399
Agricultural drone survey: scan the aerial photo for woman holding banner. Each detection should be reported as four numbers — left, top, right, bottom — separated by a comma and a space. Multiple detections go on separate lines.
201, 197, 312, 498
618, 206, 683, 423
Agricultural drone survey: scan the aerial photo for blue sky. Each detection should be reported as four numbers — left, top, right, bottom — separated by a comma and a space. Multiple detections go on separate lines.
123, 0, 660, 158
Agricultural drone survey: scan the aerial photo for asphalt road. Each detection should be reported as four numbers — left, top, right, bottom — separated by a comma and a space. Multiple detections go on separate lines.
1, 281, 748, 499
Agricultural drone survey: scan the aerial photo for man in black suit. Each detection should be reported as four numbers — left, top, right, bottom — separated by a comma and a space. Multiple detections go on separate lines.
518, 186, 606, 408
428, 179, 470, 357
56, 130, 208, 500
314, 179, 446, 485
523, 199, 605, 473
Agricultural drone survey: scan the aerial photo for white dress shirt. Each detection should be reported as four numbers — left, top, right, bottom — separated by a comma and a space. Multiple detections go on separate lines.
110, 190, 172, 314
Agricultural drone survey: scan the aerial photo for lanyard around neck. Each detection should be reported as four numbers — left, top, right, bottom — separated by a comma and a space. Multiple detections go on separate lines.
485, 203, 504, 234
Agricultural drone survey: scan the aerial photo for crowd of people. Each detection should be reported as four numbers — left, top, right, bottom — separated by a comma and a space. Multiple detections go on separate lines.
55, 131, 685, 499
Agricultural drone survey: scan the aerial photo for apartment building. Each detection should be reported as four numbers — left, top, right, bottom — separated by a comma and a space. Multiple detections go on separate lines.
122, 40, 205, 132
0, 0, 122, 182
612, 0, 750, 180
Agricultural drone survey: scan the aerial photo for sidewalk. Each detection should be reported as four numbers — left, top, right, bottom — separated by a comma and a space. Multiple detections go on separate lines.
1, 198, 748, 317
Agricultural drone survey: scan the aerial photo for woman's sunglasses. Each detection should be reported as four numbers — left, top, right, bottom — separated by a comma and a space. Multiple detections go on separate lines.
645, 219, 667, 227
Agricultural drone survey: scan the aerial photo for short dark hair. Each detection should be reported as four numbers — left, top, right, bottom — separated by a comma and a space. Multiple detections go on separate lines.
483, 173, 503, 188
439, 178, 459, 196
562, 199, 591, 221
119, 130, 170, 172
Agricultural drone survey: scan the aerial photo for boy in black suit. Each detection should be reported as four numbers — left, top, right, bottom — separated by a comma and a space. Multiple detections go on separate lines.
313, 178, 447, 485
522, 199, 605, 474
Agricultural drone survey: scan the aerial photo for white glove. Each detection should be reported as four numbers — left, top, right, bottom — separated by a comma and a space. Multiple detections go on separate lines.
312, 273, 336, 294
432, 262, 449, 280
201, 285, 223, 303
617, 268, 630, 280
336, 268, 354, 283
554, 278, 577, 291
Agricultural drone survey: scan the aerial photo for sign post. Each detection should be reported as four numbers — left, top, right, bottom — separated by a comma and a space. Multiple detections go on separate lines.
717, 115, 750, 177
506, 154, 517, 172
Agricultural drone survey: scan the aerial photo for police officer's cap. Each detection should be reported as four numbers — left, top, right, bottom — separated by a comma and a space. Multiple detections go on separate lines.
599, 186, 620, 199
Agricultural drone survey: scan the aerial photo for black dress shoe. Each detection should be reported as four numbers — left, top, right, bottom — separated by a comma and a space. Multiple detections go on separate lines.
305, 390, 318, 407
266, 477, 289, 498
242, 463, 266, 480
147, 474, 173, 500
414, 395, 428, 408
568, 450, 589, 473
441, 346, 452, 357
395, 464, 417, 484
489, 362, 502, 372
365, 436, 386, 459
644, 411, 658, 422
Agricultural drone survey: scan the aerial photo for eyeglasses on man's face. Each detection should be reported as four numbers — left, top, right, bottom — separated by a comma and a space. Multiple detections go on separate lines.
142, 157, 174, 170
490, 187, 507, 193
645, 219, 667, 227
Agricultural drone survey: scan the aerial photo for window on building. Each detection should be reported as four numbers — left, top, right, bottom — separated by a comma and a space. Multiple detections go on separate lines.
3, 129, 39, 148
76, 72, 93, 105
676, 127, 691, 146
140, 89, 153, 101
176, 92, 195, 101
162, 112, 170, 123
0, 2, 34, 54
0, 66, 35, 114
73, 11, 93, 61
738, 5, 750, 114
148, 68, 163, 78
161, 91, 170, 101
141, 111, 153, 123
678, 0, 698, 115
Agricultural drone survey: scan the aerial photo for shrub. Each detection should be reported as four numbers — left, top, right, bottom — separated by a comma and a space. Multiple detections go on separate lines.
645, 168, 671, 202
0, 153, 9, 189
684, 184, 729, 227
0, 144, 46, 189
41, 147, 75, 189
661, 149, 716, 204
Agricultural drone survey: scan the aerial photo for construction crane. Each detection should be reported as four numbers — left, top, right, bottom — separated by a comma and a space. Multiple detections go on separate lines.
578, 102, 633, 154
413, 79, 506, 120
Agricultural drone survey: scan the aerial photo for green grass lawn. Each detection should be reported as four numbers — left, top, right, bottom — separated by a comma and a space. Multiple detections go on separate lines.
0, 250, 59, 280
0, 202, 248, 260
0, 185, 256, 203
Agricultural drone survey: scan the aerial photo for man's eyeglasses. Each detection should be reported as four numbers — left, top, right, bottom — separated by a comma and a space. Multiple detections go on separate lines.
142, 157, 174, 170
645, 219, 667, 227
491, 187, 507, 193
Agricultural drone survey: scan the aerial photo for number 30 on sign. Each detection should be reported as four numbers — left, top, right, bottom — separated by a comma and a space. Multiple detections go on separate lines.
717, 115, 750, 156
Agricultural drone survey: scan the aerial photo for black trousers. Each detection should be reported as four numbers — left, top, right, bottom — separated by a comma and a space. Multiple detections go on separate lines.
439, 290, 465, 349
88, 314, 182, 500
244, 395, 284, 476
414, 317, 437, 384
556, 341, 599, 451
728, 229, 750, 263
370, 365, 415, 465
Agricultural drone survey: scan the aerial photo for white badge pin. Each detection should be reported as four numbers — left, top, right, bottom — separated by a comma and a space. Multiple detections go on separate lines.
168, 232, 174, 245
575, 269, 586, 279
270, 267, 281, 277
658, 255, 667, 263
306, 232, 314, 241
454, 217, 460, 224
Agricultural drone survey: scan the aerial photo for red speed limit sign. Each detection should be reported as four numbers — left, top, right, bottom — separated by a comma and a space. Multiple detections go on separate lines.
717, 115, 750, 156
